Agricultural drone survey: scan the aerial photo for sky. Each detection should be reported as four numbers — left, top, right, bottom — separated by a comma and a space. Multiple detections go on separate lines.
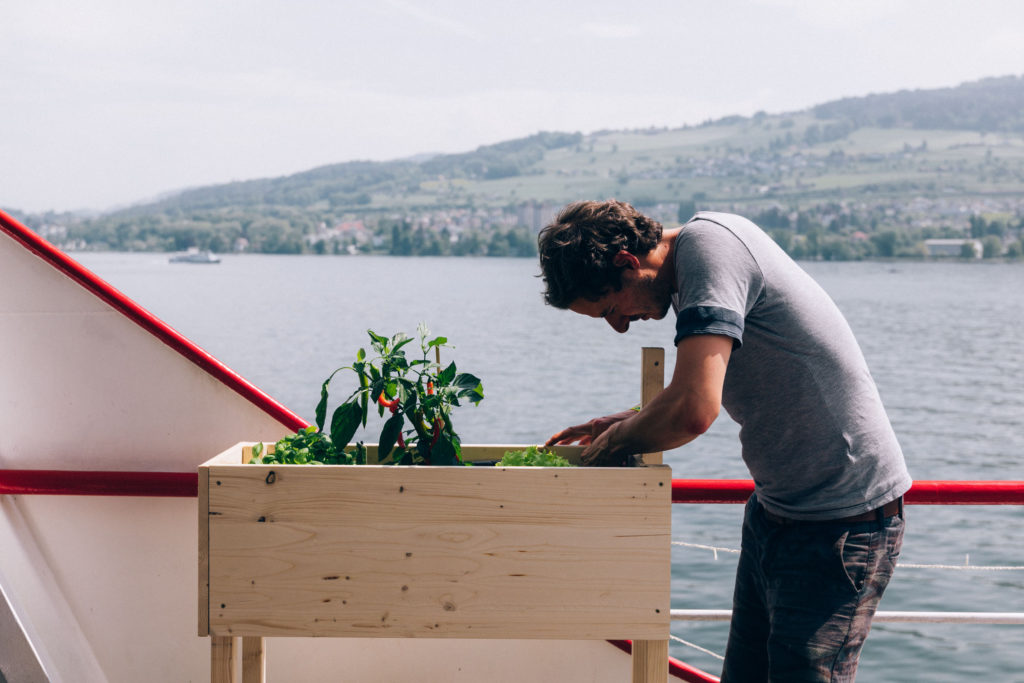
2, 0, 1023, 214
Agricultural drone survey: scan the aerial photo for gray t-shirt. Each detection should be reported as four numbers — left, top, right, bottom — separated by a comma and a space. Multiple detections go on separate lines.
672, 212, 912, 520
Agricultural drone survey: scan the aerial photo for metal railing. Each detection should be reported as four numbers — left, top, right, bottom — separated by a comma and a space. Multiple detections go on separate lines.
665, 478, 1024, 683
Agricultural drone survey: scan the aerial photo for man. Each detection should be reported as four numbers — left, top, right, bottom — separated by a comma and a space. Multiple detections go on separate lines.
539, 200, 911, 682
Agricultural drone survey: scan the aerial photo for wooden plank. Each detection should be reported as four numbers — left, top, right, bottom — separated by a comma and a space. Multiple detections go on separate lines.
206, 463, 671, 640
640, 348, 665, 465
201, 442, 246, 636
222, 442, 586, 465
210, 636, 236, 683
206, 463, 668, 529
241, 637, 265, 683
208, 443, 248, 466
632, 639, 669, 683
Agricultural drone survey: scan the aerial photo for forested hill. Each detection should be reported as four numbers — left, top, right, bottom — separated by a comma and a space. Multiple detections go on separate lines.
154, 131, 584, 214
812, 75, 1024, 133
17, 75, 1024, 260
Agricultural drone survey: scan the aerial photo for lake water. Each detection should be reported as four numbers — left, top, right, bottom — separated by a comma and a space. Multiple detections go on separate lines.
75, 252, 1024, 681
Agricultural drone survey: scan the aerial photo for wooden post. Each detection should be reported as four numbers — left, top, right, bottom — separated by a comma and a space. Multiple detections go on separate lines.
640, 347, 665, 465
632, 639, 669, 683
198, 464, 210, 637
211, 636, 237, 683
241, 637, 266, 683
635, 347, 668, 681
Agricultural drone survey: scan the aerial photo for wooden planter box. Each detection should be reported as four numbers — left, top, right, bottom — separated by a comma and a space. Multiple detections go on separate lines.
199, 442, 672, 681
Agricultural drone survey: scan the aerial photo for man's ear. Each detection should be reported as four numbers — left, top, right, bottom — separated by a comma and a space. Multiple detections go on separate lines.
612, 250, 640, 269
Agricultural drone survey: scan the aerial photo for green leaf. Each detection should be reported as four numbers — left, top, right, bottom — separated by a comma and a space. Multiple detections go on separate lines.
402, 390, 418, 412
392, 334, 414, 353
330, 402, 361, 450
377, 411, 404, 461
427, 336, 447, 348
457, 384, 484, 404
316, 370, 344, 431
453, 372, 481, 390
370, 378, 385, 401
438, 361, 457, 385
431, 434, 458, 466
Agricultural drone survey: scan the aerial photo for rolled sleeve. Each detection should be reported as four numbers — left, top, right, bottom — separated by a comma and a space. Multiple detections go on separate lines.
674, 305, 745, 347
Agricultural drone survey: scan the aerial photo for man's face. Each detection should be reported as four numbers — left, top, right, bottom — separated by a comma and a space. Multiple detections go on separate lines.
569, 273, 672, 333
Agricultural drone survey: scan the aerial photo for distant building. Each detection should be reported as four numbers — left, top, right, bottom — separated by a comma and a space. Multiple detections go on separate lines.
306, 220, 370, 247
924, 238, 982, 258
38, 224, 68, 241
516, 202, 559, 232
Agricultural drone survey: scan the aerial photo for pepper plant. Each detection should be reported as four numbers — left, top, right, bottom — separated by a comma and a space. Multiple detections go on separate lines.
253, 325, 484, 466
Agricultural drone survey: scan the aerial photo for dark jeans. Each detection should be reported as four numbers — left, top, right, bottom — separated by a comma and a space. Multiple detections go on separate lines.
721, 494, 905, 682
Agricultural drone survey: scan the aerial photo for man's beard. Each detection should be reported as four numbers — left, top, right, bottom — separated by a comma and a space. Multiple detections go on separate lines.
638, 273, 672, 320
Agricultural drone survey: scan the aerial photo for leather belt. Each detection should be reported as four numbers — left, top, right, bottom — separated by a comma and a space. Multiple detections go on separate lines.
762, 497, 903, 526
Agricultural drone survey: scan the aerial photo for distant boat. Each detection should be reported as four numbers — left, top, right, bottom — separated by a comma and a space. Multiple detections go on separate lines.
169, 248, 220, 264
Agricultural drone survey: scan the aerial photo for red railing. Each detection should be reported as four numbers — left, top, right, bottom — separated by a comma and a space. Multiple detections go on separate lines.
0, 470, 198, 497
670, 478, 1024, 505
4, 472, 1023, 505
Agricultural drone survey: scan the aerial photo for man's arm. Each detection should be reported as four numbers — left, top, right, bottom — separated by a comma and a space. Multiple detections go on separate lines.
578, 334, 733, 466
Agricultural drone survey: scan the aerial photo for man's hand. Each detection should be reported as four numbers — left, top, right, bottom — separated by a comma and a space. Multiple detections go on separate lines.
545, 410, 636, 467
579, 421, 631, 466
544, 410, 635, 447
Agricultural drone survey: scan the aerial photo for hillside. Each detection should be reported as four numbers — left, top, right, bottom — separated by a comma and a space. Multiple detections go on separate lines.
18, 75, 1024, 259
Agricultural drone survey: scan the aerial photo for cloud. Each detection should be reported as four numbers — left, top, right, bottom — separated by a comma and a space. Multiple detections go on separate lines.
578, 22, 643, 39
381, 0, 483, 41
750, 0, 899, 29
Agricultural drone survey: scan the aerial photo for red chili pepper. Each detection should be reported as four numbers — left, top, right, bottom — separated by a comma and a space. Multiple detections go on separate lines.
430, 418, 441, 447
427, 381, 435, 395
377, 393, 399, 410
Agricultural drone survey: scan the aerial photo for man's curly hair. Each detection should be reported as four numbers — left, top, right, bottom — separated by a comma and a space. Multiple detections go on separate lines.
538, 200, 663, 308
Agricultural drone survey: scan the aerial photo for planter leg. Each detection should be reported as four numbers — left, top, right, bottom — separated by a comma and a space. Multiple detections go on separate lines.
242, 637, 266, 683
632, 639, 668, 683
211, 636, 237, 683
